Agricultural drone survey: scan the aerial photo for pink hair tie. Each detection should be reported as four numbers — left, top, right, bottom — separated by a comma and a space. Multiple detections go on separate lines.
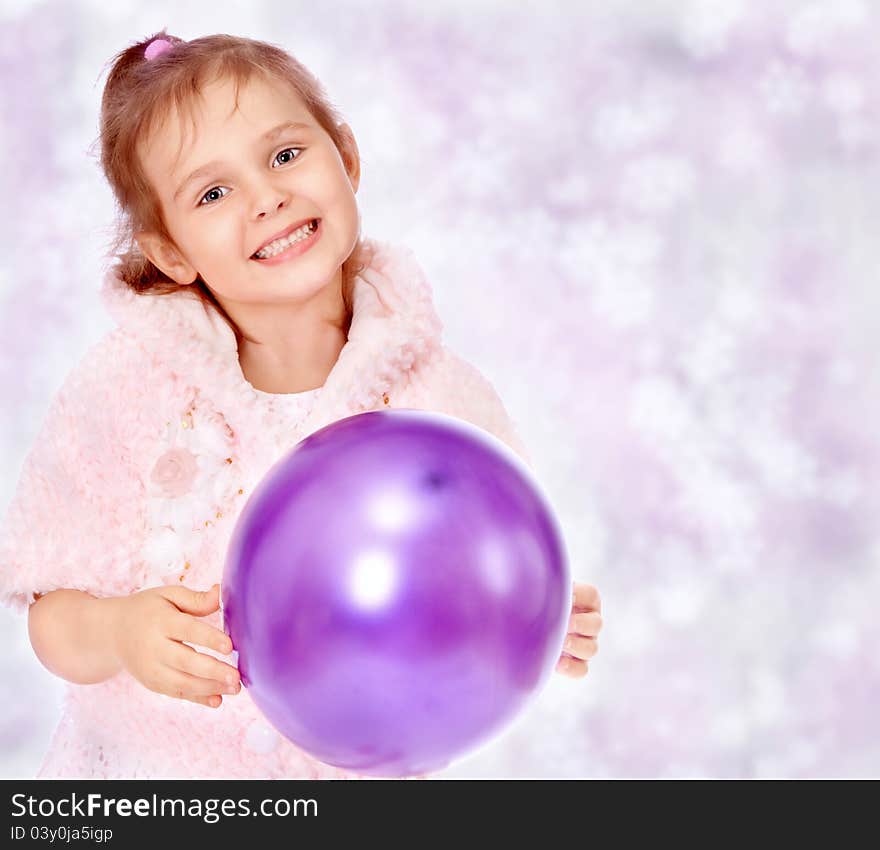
144, 38, 173, 61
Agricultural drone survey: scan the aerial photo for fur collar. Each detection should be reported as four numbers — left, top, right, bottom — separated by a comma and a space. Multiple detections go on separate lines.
99, 237, 445, 468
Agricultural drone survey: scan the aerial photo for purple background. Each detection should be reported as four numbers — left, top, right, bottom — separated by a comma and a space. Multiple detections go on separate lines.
2, 0, 879, 777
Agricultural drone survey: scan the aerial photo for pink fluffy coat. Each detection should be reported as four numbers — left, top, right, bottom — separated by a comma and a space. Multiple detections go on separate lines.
0, 238, 531, 778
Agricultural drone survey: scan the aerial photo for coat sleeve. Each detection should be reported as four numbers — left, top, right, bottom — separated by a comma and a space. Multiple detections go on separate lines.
0, 330, 146, 616
397, 345, 534, 470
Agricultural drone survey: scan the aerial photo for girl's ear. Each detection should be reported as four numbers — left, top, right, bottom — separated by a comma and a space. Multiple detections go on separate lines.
135, 231, 198, 285
337, 123, 361, 193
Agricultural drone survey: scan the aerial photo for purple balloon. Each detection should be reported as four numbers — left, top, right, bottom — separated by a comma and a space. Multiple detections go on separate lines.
222, 410, 570, 777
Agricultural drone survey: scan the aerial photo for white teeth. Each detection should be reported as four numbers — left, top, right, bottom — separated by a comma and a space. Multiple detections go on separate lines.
254, 220, 317, 258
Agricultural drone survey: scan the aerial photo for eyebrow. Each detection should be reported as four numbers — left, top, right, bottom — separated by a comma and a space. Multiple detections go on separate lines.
173, 121, 312, 202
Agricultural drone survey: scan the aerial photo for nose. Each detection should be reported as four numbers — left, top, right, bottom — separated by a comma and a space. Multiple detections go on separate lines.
254, 182, 290, 219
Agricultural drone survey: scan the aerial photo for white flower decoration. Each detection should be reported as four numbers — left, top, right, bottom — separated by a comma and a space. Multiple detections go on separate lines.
140, 406, 236, 587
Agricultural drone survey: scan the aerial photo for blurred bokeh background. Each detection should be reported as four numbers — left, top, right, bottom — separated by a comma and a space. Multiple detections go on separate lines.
2, 0, 879, 778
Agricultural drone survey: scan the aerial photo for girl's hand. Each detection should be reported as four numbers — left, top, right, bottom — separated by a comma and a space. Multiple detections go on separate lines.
109, 583, 240, 708
555, 582, 602, 679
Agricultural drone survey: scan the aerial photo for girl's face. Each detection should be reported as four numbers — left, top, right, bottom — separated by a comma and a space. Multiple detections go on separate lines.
136, 73, 361, 311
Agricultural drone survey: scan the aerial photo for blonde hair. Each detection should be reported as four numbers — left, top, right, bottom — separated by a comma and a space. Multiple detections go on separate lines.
92, 29, 373, 338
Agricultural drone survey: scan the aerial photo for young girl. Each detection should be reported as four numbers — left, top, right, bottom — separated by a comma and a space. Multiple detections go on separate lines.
0, 30, 602, 779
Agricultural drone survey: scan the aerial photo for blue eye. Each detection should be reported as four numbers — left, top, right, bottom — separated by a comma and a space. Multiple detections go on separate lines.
197, 147, 305, 207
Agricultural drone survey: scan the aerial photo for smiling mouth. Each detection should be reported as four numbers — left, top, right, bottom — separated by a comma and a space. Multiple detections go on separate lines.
250, 218, 320, 260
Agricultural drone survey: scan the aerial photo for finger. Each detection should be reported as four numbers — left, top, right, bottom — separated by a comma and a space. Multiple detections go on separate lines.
555, 654, 589, 679
170, 642, 240, 687
160, 584, 221, 616
169, 614, 234, 655
163, 667, 239, 700
191, 694, 224, 709
572, 582, 601, 613
563, 634, 598, 661
568, 611, 603, 636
